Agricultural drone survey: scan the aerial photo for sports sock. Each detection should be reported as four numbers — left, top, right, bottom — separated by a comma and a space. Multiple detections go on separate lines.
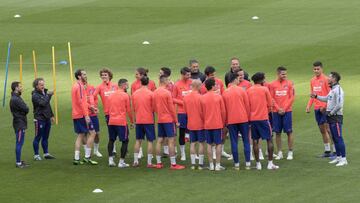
324, 143, 331, 152
209, 162, 214, 169
109, 156, 114, 163
199, 154, 204, 165
268, 160, 273, 165
331, 144, 336, 152
156, 155, 162, 164
190, 154, 196, 165
94, 143, 99, 152
74, 150, 80, 160
147, 154, 153, 165
134, 153, 139, 163
170, 156, 176, 165
119, 158, 125, 164
85, 147, 91, 158
221, 145, 225, 153
180, 145, 185, 155
163, 145, 169, 154
216, 162, 220, 167
113, 143, 116, 153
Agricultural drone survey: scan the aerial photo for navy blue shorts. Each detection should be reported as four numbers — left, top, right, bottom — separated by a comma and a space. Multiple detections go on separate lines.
108, 125, 128, 141
90, 116, 100, 132
205, 129, 222, 144
250, 120, 272, 140
136, 124, 155, 141
189, 130, 205, 143
314, 109, 327, 125
177, 114, 188, 129
158, 123, 176, 138
73, 117, 94, 134
272, 112, 293, 133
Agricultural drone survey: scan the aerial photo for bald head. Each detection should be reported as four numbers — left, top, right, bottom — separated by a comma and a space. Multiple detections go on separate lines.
191, 79, 202, 91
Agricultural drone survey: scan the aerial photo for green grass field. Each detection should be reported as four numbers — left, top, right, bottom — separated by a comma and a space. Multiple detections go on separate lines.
1, 0, 360, 202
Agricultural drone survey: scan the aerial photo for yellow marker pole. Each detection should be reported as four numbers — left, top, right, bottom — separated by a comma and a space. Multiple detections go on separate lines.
67, 42, 74, 83
52, 46, 58, 125
32, 50, 38, 79
19, 54, 23, 84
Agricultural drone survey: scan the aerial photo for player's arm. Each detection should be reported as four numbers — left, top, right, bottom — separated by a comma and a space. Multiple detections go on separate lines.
243, 91, 251, 119
330, 88, 344, 115
269, 84, 280, 111
32, 92, 50, 107
15, 97, 29, 114
284, 81, 295, 111
265, 89, 273, 112
172, 84, 183, 106
78, 86, 89, 117
220, 97, 226, 126
126, 96, 134, 124
168, 95, 178, 123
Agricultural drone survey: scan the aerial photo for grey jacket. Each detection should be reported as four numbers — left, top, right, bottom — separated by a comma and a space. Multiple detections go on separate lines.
317, 84, 344, 115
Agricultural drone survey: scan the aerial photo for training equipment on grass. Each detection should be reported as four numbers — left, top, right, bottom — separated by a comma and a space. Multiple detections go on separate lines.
19, 54, 23, 84
67, 42, 74, 83
32, 50, 38, 79
252, 16, 259, 20
92, 189, 103, 193
2, 42, 11, 108
142, 41, 150, 45
14, 14, 21, 18
52, 46, 59, 125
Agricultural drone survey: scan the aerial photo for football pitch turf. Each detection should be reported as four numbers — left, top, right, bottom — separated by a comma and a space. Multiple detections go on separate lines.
0, 0, 360, 202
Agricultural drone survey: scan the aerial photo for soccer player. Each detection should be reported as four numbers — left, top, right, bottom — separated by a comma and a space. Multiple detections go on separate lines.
183, 79, 205, 170
311, 72, 347, 166
224, 57, 249, 87
201, 78, 226, 171
306, 61, 335, 157
10, 81, 30, 168
132, 76, 156, 168
131, 67, 157, 158
247, 72, 279, 170
173, 67, 192, 161
72, 69, 97, 165
154, 76, 185, 170
32, 78, 56, 161
222, 72, 251, 170
107, 79, 134, 168
270, 67, 295, 160
189, 59, 206, 82
200, 66, 230, 160
237, 69, 252, 90
93, 68, 118, 156
85, 81, 102, 157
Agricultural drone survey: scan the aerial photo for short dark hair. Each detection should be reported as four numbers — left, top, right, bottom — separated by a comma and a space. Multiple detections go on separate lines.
251, 72, 265, 84
330, 72, 341, 82
228, 72, 239, 84
180, 67, 191, 75
74, 69, 84, 80
118, 78, 128, 87
33, 78, 44, 89
205, 78, 215, 91
159, 75, 168, 84
230, 57, 240, 62
11, 81, 20, 92
99, 68, 113, 80
277, 66, 287, 73
160, 67, 171, 77
189, 59, 198, 66
136, 67, 149, 76
140, 76, 149, 86
313, 61, 323, 67
204, 66, 216, 76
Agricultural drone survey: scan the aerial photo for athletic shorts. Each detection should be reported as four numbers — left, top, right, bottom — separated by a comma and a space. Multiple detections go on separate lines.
73, 117, 94, 134
314, 109, 327, 125
108, 125, 128, 141
158, 123, 176, 138
268, 112, 273, 128
272, 112, 293, 133
90, 116, 100, 132
189, 130, 205, 143
136, 124, 155, 141
177, 114, 188, 129
250, 120, 272, 140
205, 129, 222, 144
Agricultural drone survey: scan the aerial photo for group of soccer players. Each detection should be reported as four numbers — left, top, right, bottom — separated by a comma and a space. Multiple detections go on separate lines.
10, 58, 348, 169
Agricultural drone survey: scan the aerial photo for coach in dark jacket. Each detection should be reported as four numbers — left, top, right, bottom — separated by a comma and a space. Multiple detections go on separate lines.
224, 57, 249, 87
32, 78, 55, 160
10, 81, 29, 168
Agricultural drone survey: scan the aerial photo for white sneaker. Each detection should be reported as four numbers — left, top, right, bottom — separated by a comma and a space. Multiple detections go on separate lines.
118, 162, 130, 168
256, 162, 262, 170
286, 151, 293, 160
34, 155, 42, 161
245, 162, 251, 170
180, 154, 186, 161
329, 157, 341, 164
108, 159, 116, 167
94, 151, 103, 158
209, 164, 215, 171
250, 153, 255, 161
335, 158, 348, 167
222, 151, 232, 158
215, 165, 226, 171
275, 151, 283, 160
267, 163, 279, 170
259, 151, 265, 160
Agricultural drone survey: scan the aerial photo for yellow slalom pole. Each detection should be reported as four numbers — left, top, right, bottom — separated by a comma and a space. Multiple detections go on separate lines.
32, 50, 38, 79
19, 54, 23, 84
52, 46, 58, 125
67, 42, 74, 83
